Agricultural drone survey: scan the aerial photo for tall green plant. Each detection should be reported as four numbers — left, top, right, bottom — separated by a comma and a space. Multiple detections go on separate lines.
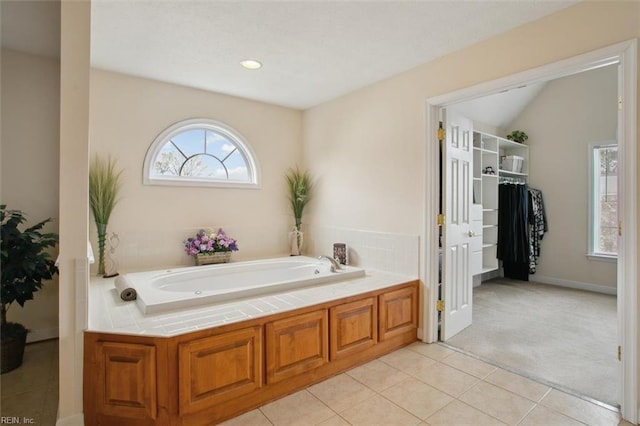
1, 206, 58, 334
285, 167, 313, 231
89, 155, 123, 275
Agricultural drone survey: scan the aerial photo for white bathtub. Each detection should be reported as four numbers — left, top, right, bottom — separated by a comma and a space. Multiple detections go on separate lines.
116, 256, 366, 314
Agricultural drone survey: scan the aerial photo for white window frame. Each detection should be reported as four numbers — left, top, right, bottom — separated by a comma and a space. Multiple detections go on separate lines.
587, 141, 618, 261
143, 118, 261, 188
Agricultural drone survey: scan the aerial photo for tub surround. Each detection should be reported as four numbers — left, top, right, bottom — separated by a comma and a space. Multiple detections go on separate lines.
85, 267, 418, 425
88, 267, 417, 337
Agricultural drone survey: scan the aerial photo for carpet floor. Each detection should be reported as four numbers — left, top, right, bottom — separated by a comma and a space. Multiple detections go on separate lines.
445, 278, 619, 406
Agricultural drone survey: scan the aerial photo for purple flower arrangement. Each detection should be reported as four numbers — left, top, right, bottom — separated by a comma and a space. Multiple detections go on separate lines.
183, 228, 239, 256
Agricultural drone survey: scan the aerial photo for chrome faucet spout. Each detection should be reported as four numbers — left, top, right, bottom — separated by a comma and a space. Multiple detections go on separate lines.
317, 255, 342, 272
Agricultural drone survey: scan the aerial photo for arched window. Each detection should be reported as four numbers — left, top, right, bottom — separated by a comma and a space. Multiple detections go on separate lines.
143, 119, 260, 188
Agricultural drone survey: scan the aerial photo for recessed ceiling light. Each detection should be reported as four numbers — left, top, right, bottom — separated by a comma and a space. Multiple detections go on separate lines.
240, 59, 262, 70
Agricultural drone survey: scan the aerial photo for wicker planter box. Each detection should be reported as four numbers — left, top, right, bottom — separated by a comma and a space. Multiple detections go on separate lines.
195, 252, 232, 266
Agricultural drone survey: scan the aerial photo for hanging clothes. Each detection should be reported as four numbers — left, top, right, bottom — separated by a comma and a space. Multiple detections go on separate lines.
528, 188, 548, 274
497, 183, 530, 280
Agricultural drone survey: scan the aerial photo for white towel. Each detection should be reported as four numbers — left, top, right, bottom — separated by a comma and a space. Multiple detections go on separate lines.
114, 275, 137, 301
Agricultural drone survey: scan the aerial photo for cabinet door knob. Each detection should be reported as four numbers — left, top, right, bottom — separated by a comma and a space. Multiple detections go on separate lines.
468, 230, 475, 237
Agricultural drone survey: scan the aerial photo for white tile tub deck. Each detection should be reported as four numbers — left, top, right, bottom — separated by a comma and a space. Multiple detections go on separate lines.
88, 268, 418, 337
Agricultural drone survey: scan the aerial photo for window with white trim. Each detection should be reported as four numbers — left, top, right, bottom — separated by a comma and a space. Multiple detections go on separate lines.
588, 142, 618, 258
143, 119, 260, 188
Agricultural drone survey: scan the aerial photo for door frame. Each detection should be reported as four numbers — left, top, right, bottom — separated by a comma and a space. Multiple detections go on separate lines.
422, 39, 637, 422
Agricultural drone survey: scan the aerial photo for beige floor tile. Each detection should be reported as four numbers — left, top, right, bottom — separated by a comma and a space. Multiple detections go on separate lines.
458, 381, 536, 425
308, 373, 376, 413
346, 359, 411, 392
406, 342, 457, 361
519, 405, 585, 426
379, 347, 438, 378
484, 368, 551, 402
340, 394, 421, 426
317, 415, 351, 426
219, 409, 273, 426
618, 420, 635, 426
440, 351, 497, 378
426, 400, 507, 426
260, 389, 335, 426
413, 362, 479, 397
381, 377, 454, 420
540, 390, 621, 426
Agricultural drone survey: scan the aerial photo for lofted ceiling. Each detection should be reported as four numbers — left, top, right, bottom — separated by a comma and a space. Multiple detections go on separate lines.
2, 1, 578, 111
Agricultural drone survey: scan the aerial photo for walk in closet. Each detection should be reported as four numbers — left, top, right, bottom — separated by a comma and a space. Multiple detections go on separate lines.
472, 131, 529, 275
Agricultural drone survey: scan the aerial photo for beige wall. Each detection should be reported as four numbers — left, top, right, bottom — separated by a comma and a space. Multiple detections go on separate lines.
508, 65, 618, 289
89, 70, 303, 272
1, 48, 60, 341
303, 1, 638, 240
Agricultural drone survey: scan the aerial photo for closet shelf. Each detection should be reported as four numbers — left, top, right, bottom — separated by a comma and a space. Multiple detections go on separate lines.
482, 225, 497, 229
499, 169, 528, 177
482, 265, 499, 274
482, 243, 496, 249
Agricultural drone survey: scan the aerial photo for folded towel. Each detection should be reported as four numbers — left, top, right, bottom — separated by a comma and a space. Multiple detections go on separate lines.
114, 275, 137, 301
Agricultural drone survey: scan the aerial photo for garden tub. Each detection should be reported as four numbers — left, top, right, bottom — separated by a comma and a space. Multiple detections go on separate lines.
115, 256, 365, 314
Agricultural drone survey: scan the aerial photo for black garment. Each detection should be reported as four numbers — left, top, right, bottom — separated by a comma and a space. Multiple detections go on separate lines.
497, 183, 530, 280
528, 188, 547, 274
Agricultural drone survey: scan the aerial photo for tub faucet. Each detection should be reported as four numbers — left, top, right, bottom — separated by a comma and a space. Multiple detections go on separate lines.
318, 255, 342, 272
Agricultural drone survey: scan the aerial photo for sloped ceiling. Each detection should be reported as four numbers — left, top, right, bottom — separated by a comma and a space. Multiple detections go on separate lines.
451, 83, 547, 131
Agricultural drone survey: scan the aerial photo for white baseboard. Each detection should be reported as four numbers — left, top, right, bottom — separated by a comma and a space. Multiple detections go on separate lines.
533, 275, 617, 296
27, 326, 59, 343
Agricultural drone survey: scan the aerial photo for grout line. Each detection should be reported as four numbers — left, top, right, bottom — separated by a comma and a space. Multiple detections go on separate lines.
438, 342, 621, 414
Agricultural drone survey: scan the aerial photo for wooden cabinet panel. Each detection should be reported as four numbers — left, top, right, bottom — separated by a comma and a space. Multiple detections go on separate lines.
379, 286, 417, 341
266, 309, 328, 384
96, 342, 157, 419
330, 297, 377, 360
178, 326, 262, 415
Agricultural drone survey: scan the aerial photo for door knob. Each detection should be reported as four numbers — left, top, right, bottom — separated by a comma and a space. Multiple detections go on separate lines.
468, 230, 475, 237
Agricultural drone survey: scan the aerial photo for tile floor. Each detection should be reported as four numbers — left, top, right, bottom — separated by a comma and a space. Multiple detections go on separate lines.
1, 339, 58, 425
221, 342, 631, 426
0, 340, 632, 426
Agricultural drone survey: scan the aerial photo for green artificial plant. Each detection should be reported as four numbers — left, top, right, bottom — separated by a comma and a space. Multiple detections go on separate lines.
506, 130, 529, 144
1, 205, 58, 339
285, 167, 313, 232
89, 155, 123, 276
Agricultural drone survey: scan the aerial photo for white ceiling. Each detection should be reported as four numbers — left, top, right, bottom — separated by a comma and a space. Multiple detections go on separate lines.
451, 82, 547, 130
2, 1, 577, 111
89, 0, 577, 110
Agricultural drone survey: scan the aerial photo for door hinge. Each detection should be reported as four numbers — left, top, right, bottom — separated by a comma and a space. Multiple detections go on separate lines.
437, 214, 445, 226
436, 300, 445, 312
437, 127, 446, 141
618, 345, 622, 361
618, 96, 623, 111
619, 220, 622, 236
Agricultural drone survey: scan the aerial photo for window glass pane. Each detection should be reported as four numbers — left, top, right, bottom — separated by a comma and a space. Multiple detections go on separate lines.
205, 131, 237, 159
593, 145, 617, 255
171, 129, 206, 158
152, 144, 183, 176
224, 150, 250, 181
180, 154, 224, 178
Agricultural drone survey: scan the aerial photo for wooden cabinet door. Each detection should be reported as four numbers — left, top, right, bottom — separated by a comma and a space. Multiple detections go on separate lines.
330, 297, 377, 360
265, 310, 328, 384
178, 326, 262, 415
379, 285, 417, 341
96, 342, 157, 420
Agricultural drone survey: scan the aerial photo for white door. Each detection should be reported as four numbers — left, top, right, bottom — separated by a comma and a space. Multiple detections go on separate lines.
441, 109, 474, 340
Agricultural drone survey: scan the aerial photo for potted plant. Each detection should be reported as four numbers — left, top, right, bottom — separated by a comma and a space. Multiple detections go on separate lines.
1, 205, 58, 373
285, 167, 313, 255
89, 155, 123, 276
506, 130, 529, 144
